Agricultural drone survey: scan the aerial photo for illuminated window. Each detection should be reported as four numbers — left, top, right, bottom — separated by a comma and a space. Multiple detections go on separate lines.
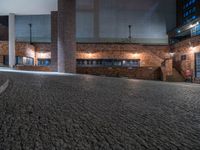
38, 59, 51, 66
77, 59, 140, 68
16, 56, 34, 66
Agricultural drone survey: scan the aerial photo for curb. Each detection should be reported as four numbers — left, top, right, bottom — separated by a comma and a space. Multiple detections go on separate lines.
0, 80, 9, 95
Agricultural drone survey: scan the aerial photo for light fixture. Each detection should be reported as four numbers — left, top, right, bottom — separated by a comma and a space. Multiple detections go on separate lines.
189, 41, 195, 53
189, 22, 199, 29
132, 53, 139, 58
169, 52, 175, 58
190, 24, 195, 28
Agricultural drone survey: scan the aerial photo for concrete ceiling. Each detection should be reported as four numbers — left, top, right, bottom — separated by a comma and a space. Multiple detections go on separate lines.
0, 0, 57, 15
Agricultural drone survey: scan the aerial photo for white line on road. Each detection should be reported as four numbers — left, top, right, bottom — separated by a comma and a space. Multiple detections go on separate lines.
0, 80, 9, 95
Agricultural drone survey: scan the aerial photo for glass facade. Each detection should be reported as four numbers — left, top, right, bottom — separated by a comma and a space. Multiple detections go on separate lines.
195, 53, 200, 77
191, 23, 200, 36
169, 0, 200, 44
182, 0, 197, 25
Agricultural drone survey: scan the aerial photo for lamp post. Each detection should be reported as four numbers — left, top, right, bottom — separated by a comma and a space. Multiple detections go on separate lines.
128, 25, 132, 42
29, 23, 32, 44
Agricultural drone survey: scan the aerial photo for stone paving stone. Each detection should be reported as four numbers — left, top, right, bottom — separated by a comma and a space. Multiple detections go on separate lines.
0, 72, 200, 149
0, 74, 7, 85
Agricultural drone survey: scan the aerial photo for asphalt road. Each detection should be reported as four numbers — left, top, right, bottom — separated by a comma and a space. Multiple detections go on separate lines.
0, 71, 200, 150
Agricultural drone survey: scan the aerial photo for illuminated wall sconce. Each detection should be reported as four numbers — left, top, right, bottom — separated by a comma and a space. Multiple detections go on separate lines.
189, 22, 199, 29
88, 53, 92, 57
169, 48, 175, 58
132, 53, 139, 58
37, 52, 51, 59
169, 52, 175, 58
190, 46, 196, 53
85, 50, 95, 58
189, 41, 196, 53
26, 47, 35, 58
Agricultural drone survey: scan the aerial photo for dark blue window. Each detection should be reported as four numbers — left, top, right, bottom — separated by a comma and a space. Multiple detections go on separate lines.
38, 59, 51, 66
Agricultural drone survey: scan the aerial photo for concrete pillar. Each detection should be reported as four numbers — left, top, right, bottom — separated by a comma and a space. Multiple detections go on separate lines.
57, 0, 76, 73
9, 13, 16, 68
51, 11, 58, 72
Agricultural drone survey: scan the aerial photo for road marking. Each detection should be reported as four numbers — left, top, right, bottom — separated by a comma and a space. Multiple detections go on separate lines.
0, 80, 9, 95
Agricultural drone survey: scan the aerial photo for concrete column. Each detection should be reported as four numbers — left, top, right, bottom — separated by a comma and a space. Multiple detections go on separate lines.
9, 13, 16, 68
51, 11, 58, 72
57, 0, 76, 73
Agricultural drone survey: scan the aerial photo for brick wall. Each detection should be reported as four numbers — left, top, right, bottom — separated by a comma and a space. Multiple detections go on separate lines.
77, 43, 170, 67
57, 0, 76, 73
77, 67, 162, 80
171, 36, 200, 82
0, 41, 47, 66
0, 41, 171, 80
51, 11, 58, 72
0, 41, 35, 58
0, 55, 3, 66
76, 43, 170, 80
16, 66, 51, 72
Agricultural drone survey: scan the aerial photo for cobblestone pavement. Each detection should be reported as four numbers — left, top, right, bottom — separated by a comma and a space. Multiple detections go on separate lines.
0, 71, 200, 150
0, 74, 7, 85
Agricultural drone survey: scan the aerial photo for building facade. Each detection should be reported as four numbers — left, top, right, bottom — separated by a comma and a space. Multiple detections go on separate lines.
168, 0, 200, 83
0, 41, 171, 80
0, 0, 178, 81
170, 0, 200, 44
176, 0, 200, 27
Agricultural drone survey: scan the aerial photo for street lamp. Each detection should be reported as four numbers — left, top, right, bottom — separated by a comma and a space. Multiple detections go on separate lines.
128, 25, 132, 42
29, 23, 32, 44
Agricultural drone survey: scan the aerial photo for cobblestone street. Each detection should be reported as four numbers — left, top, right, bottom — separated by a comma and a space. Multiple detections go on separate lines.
0, 71, 200, 150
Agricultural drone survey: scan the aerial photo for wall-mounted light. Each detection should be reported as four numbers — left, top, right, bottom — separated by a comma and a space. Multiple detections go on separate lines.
189, 22, 199, 29
190, 46, 196, 53
37, 52, 51, 59
188, 41, 196, 53
132, 53, 139, 58
169, 52, 175, 58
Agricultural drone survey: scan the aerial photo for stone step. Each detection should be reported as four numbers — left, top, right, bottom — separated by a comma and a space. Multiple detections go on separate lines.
166, 68, 185, 82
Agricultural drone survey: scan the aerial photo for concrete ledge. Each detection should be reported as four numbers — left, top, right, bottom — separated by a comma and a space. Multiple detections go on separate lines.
0, 80, 9, 95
